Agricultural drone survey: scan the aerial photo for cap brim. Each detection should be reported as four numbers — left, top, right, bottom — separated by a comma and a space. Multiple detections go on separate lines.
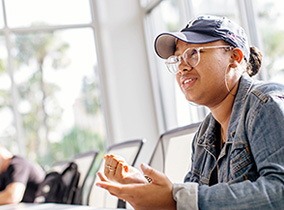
154, 32, 221, 59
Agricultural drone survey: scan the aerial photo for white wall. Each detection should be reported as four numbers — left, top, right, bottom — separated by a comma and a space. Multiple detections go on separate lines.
93, 0, 160, 163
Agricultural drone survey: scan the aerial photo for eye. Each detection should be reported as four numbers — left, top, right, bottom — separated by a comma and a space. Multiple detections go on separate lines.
192, 49, 198, 54
183, 48, 193, 58
190, 49, 198, 59
191, 48, 198, 55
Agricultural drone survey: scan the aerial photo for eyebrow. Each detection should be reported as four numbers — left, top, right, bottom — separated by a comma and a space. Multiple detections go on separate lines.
174, 43, 192, 55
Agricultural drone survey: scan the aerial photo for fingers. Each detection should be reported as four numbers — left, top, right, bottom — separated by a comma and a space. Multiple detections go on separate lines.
96, 181, 121, 198
96, 181, 134, 201
104, 154, 129, 182
123, 163, 129, 173
104, 154, 118, 173
141, 163, 169, 185
96, 180, 148, 202
104, 154, 119, 176
97, 171, 108, 182
115, 161, 127, 177
105, 154, 125, 166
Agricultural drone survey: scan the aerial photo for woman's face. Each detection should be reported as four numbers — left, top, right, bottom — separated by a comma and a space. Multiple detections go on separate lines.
175, 40, 237, 108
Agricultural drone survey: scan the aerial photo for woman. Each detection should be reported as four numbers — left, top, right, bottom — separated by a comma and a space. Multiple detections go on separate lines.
96, 15, 284, 210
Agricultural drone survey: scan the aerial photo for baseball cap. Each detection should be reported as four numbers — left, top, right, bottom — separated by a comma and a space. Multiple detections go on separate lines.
154, 15, 249, 60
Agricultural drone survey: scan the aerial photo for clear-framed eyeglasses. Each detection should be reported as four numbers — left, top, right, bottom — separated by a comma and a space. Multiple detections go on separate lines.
165, 45, 232, 74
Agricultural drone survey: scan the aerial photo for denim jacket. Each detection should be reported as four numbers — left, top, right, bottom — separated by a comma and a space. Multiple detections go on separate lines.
172, 73, 284, 210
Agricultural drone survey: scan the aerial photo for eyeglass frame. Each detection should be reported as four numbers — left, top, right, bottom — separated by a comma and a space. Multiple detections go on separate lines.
165, 45, 233, 74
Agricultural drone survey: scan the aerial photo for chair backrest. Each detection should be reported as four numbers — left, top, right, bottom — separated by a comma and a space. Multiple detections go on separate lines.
72, 150, 99, 204
87, 139, 145, 208
51, 160, 69, 173
149, 122, 200, 183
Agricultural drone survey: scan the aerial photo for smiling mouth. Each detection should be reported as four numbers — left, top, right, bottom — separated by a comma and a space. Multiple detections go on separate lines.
181, 77, 197, 90
183, 78, 194, 85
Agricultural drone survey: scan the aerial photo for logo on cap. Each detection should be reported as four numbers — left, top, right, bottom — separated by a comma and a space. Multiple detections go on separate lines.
226, 31, 236, 42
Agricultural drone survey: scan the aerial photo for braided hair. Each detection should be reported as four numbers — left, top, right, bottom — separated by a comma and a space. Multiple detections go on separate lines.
246, 46, 262, 77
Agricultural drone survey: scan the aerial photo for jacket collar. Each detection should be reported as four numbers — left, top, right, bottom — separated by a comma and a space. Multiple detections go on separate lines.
226, 73, 254, 142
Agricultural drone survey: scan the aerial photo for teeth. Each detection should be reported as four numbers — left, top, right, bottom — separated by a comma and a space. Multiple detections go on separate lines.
184, 79, 193, 84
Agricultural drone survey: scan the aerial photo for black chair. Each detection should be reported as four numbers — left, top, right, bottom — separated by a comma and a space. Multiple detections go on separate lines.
72, 150, 99, 205
149, 122, 201, 183
87, 139, 145, 209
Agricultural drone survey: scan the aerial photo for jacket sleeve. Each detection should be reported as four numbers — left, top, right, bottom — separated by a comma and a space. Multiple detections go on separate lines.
173, 182, 199, 210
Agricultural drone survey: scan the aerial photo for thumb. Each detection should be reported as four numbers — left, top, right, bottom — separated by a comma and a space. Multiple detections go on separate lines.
97, 171, 108, 182
141, 163, 165, 184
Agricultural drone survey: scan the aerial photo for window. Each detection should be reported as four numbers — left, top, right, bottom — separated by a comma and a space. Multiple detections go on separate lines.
254, 0, 284, 83
144, 0, 189, 130
5, 0, 91, 27
190, 0, 240, 20
0, 2, 3, 28
0, 0, 106, 168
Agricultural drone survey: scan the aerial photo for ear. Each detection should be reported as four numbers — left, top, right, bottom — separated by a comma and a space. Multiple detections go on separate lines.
230, 48, 243, 68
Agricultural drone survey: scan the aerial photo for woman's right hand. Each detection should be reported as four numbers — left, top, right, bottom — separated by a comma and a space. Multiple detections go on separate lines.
97, 163, 176, 210
103, 154, 147, 184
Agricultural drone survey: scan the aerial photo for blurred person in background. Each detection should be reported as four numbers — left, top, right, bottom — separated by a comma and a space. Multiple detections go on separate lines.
0, 145, 45, 205
96, 15, 284, 210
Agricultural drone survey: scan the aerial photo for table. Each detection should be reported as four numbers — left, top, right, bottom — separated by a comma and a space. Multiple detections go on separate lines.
0, 203, 124, 210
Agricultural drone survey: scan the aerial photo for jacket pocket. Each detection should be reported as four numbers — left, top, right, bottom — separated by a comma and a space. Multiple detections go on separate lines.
229, 143, 253, 180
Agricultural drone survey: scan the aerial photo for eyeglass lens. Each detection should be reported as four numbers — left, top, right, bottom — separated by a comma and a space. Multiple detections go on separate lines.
166, 48, 200, 74
184, 48, 199, 67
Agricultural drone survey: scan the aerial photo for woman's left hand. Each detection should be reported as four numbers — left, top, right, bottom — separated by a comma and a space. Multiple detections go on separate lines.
96, 163, 177, 210
104, 154, 147, 184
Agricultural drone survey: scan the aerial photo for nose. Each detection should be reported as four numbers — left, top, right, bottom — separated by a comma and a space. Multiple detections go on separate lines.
178, 59, 192, 74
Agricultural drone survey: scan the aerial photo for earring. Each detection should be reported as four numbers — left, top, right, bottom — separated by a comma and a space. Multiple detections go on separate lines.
224, 64, 236, 97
